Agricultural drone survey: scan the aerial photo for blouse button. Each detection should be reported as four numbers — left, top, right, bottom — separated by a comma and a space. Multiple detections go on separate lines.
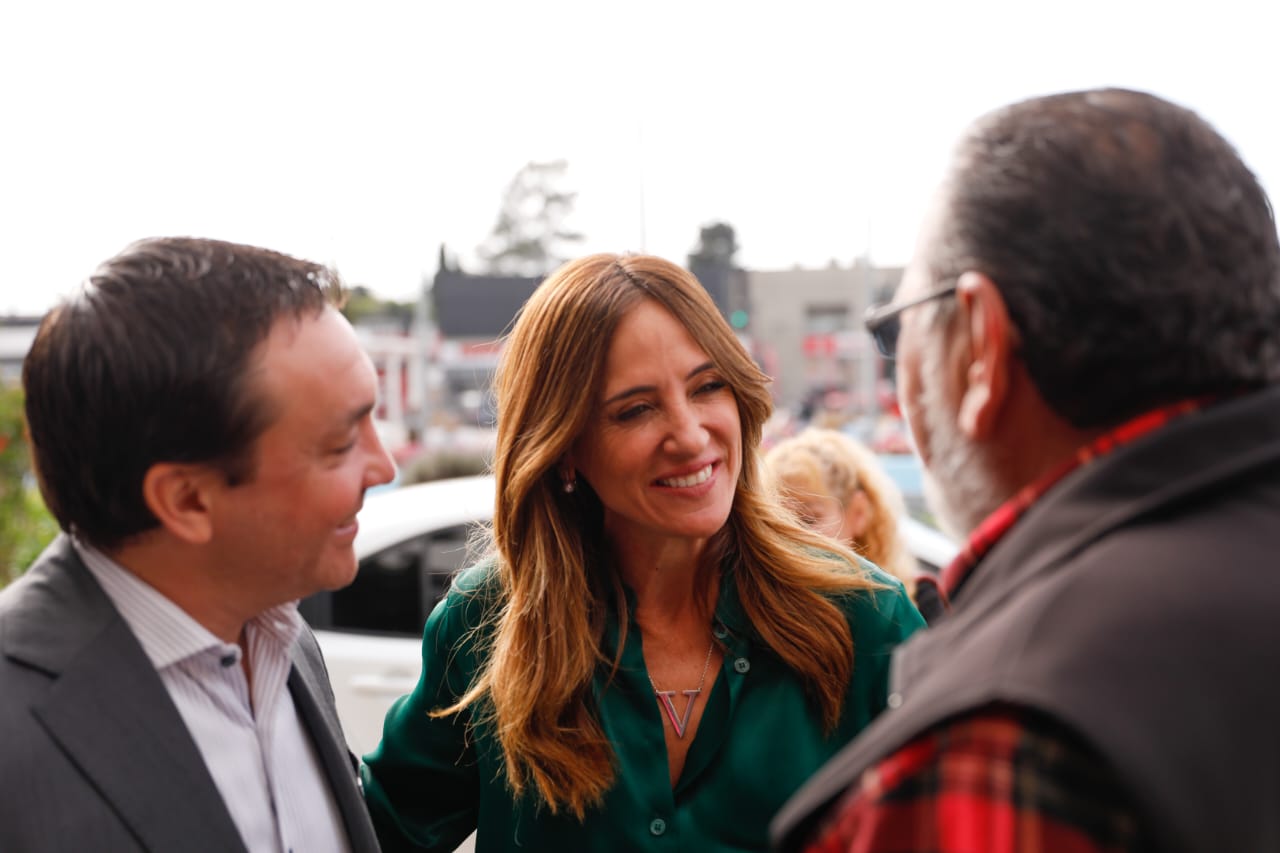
649, 817, 667, 836
712, 624, 729, 640
733, 657, 750, 674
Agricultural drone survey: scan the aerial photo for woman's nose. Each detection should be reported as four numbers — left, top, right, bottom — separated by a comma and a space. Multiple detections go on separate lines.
663, 402, 709, 455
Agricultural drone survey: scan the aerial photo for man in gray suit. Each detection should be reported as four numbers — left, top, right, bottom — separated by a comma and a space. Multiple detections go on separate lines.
1, 238, 394, 852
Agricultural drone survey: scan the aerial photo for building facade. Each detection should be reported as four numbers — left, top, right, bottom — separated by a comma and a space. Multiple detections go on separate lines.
745, 260, 900, 414
0, 318, 41, 385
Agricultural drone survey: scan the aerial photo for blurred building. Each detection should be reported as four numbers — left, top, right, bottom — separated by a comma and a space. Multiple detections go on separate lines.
745, 259, 900, 415
687, 223, 751, 329
429, 265, 542, 428
0, 317, 41, 384
366, 245, 902, 442
424, 236, 750, 429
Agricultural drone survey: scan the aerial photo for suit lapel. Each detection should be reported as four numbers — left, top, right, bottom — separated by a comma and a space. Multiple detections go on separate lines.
289, 634, 381, 853
15, 543, 246, 853
10, 537, 380, 852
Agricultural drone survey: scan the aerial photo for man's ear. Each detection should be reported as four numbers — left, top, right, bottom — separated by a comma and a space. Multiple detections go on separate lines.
955, 271, 1016, 440
140, 463, 219, 545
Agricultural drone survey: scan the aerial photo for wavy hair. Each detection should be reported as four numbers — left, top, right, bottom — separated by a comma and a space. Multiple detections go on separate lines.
438, 253, 884, 818
764, 428, 916, 597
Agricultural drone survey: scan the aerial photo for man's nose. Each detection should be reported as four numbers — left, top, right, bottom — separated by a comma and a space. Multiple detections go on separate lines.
364, 429, 397, 488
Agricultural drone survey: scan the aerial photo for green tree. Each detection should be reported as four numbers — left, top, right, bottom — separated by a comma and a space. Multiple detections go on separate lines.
477, 159, 584, 276
0, 383, 57, 587
341, 286, 417, 331
687, 222, 740, 269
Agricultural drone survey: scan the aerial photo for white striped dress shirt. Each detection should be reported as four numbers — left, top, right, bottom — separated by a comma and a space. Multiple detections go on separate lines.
76, 541, 351, 853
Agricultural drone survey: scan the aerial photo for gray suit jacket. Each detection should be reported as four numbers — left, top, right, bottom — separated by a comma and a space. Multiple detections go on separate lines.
0, 535, 381, 852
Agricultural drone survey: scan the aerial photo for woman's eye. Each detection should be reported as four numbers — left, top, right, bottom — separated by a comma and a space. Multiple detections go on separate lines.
697, 379, 727, 395
616, 404, 651, 422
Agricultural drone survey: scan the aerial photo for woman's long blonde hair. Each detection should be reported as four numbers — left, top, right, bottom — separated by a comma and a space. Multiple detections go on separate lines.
441, 254, 884, 819
764, 428, 917, 596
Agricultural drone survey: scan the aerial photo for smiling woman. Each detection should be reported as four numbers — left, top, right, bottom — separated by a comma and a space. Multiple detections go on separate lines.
360, 253, 925, 852
567, 299, 743, 550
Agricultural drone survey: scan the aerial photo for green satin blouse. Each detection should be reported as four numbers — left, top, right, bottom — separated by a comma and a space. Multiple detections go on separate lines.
361, 558, 923, 852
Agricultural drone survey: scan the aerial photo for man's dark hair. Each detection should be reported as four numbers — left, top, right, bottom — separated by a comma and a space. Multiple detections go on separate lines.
22, 237, 346, 550
932, 88, 1280, 428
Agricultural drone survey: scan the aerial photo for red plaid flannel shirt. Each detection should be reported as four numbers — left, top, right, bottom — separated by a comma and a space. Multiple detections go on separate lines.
806, 399, 1207, 853
806, 707, 1148, 853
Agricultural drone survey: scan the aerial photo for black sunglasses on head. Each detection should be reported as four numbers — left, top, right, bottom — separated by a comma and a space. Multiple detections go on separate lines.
863, 284, 958, 359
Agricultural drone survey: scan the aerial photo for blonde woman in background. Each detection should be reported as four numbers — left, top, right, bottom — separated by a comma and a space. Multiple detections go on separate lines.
765, 429, 918, 599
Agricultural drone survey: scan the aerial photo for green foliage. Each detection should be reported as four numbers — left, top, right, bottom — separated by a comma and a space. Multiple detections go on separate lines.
688, 222, 739, 267
399, 448, 491, 485
341, 285, 417, 330
0, 384, 58, 587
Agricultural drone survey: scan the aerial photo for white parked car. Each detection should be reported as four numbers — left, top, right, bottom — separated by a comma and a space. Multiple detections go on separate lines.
306, 474, 957, 757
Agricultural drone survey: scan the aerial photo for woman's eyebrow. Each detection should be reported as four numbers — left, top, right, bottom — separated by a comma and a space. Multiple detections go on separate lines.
601, 362, 716, 406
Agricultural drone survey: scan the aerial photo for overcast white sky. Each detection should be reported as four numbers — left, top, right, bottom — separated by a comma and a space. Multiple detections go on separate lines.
2, 0, 1277, 314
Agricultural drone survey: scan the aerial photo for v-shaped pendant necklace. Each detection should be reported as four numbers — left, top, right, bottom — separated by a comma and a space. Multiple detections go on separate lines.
649, 638, 716, 739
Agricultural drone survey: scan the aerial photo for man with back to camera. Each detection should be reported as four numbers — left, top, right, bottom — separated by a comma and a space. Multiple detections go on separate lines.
0, 237, 395, 852
772, 89, 1280, 852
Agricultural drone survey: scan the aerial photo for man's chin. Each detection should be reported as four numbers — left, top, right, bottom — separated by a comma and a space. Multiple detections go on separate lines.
320, 551, 361, 591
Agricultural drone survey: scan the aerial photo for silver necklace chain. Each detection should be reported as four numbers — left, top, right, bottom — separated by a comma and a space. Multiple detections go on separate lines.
647, 636, 716, 695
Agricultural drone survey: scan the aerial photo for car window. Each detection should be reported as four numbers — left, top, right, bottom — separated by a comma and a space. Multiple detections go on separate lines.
302, 522, 482, 637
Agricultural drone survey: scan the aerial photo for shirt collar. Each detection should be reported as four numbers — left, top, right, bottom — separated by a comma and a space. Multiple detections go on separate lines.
74, 539, 303, 670
937, 396, 1214, 606
712, 564, 751, 637
602, 557, 746, 649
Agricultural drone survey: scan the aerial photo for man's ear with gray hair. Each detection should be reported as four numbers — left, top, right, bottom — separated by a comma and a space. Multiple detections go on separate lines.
955, 271, 1018, 441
